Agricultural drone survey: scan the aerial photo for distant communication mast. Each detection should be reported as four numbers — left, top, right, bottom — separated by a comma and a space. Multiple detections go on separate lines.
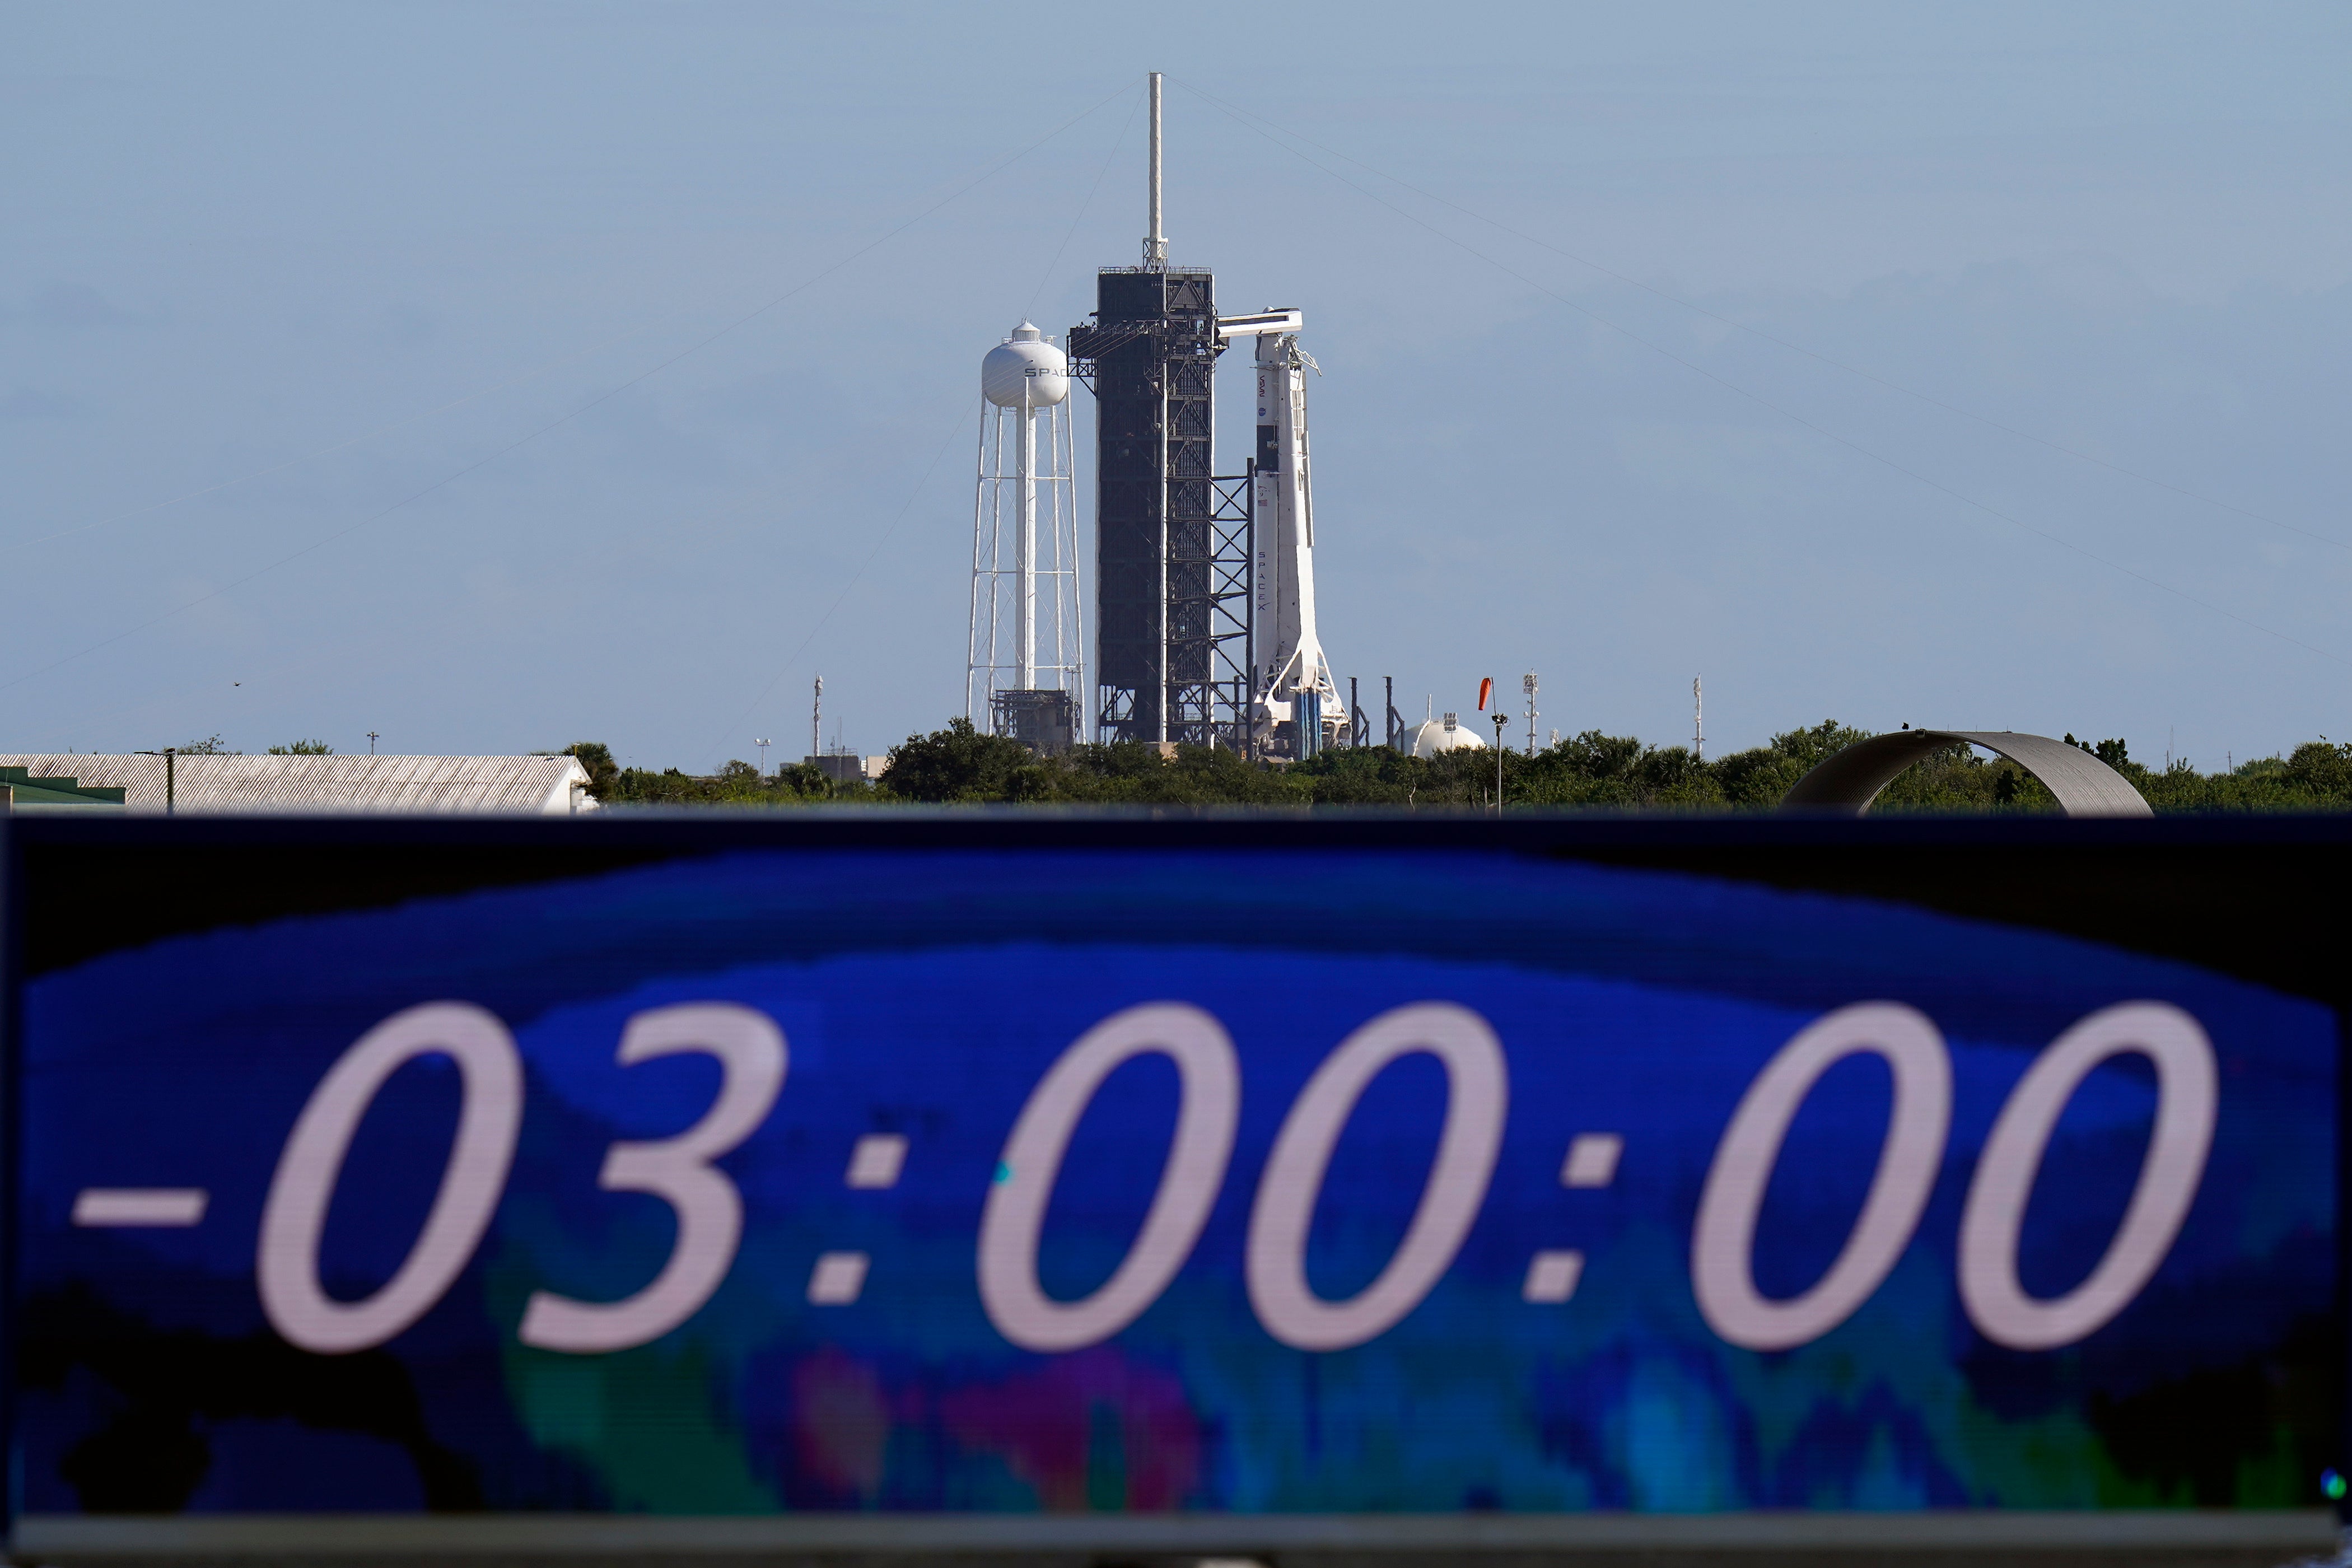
967, 322, 1083, 751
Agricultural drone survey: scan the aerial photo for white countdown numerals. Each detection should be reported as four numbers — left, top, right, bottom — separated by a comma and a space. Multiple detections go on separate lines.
978, 1003, 1239, 1352
1958, 1001, 2215, 1350
259, 1002, 524, 1354
520, 1004, 786, 1353
260, 1000, 782, 1357
1248, 1003, 1508, 1351
1692, 998, 2218, 1355
262, 991, 2219, 1362
1692, 1002, 1951, 1352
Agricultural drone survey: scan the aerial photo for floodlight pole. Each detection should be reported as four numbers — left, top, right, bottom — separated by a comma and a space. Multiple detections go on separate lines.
1491, 712, 1509, 813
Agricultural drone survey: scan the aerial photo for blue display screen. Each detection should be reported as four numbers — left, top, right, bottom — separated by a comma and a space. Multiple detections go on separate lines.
10, 846, 2335, 1516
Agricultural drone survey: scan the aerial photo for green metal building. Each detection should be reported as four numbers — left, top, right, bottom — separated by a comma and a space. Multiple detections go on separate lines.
0, 766, 127, 813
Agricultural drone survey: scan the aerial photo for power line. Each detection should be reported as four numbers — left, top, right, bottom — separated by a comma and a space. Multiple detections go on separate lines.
16, 470, 814, 749
1173, 77, 2345, 670
1025, 89, 1142, 326
12, 94, 1132, 562
1174, 79, 2346, 557
703, 394, 982, 769
0, 82, 1135, 699
3, 315, 679, 559
715, 93, 1136, 771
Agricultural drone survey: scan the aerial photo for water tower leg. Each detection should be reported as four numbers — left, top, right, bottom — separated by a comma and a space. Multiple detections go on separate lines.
1016, 393, 1036, 689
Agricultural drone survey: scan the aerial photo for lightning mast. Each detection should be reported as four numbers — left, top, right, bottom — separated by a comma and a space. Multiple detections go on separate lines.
1068, 73, 1247, 748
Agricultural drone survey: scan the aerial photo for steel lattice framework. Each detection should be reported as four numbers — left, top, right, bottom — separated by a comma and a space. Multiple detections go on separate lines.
1069, 268, 1253, 749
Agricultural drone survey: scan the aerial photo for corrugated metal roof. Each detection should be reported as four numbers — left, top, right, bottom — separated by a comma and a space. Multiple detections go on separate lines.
0, 754, 596, 814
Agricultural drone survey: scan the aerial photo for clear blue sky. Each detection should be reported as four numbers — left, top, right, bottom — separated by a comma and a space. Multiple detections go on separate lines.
6, 2, 2347, 770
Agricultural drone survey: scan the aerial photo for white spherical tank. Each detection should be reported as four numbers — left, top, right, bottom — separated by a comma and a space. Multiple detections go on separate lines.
1402, 715, 1488, 758
982, 321, 1068, 409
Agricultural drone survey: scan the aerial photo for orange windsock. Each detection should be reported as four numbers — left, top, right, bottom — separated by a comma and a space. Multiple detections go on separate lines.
1478, 676, 1494, 711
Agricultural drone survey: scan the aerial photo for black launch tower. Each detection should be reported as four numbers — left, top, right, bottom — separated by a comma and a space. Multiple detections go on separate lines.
1064, 74, 1254, 749
1068, 269, 1250, 748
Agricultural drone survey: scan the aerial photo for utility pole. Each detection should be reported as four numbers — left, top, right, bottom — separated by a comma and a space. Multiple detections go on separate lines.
367, 731, 379, 755
136, 749, 178, 814
1523, 673, 1539, 757
1693, 677, 1704, 761
1491, 712, 1509, 813
1149, 71, 1168, 748
813, 676, 823, 762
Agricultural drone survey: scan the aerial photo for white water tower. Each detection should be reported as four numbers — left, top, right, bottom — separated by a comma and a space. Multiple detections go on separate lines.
967, 321, 1082, 748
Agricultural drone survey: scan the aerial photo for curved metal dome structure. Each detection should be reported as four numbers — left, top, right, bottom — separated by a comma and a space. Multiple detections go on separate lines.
1399, 713, 1488, 759
1779, 730, 2152, 817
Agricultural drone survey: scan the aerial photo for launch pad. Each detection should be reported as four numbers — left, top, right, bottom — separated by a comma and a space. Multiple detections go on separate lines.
970, 73, 1350, 760
1065, 78, 1346, 758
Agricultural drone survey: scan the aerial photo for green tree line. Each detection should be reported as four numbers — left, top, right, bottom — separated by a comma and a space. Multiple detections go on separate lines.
559, 722, 2352, 811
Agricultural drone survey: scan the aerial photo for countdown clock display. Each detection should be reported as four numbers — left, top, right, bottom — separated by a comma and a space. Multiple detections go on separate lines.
6, 832, 2334, 1533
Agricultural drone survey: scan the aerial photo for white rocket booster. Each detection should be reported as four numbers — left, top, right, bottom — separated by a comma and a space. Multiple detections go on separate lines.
1221, 309, 1345, 756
